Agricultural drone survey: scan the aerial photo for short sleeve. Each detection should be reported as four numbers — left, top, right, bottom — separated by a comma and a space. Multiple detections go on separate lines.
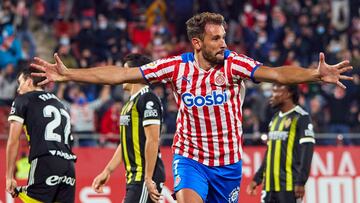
8, 95, 29, 124
230, 53, 262, 83
139, 56, 181, 85
297, 115, 316, 144
137, 93, 162, 126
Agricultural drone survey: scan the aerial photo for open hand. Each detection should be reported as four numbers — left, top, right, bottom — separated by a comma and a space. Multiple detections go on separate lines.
317, 52, 353, 89
30, 53, 68, 86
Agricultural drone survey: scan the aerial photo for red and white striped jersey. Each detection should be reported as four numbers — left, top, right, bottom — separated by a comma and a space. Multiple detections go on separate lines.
140, 50, 262, 166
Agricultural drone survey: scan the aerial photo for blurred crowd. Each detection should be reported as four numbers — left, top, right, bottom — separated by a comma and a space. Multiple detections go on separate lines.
0, 0, 359, 146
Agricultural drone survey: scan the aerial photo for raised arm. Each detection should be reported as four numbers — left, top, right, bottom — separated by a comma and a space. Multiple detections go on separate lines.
31, 53, 146, 85
254, 53, 353, 88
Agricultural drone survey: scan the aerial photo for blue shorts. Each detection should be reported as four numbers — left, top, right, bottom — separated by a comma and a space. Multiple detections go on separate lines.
172, 154, 242, 203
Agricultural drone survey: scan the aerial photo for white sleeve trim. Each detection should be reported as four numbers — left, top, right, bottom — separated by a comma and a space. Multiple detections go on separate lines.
299, 137, 316, 144
143, 119, 161, 126
8, 115, 24, 124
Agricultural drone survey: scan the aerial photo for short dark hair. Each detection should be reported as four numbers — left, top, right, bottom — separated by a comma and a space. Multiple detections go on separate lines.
17, 66, 46, 87
286, 85, 299, 104
186, 12, 226, 41
123, 53, 152, 67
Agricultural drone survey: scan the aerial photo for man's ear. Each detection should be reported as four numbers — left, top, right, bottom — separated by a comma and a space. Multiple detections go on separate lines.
26, 78, 33, 87
191, 38, 202, 51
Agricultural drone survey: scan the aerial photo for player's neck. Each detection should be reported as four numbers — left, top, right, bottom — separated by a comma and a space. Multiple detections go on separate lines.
280, 102, 296, 114
130, 84, 146, 96
28, 86, 43, 93
194, 52, 213, 71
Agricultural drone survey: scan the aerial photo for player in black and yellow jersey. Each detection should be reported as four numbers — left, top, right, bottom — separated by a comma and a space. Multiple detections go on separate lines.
92, 54, 165, 203
6, 67, 76, 203
247, 84, 315, 203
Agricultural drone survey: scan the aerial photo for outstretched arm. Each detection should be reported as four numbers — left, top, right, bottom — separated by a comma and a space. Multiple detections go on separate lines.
31, 53, 146, 85
254, 53, 353, 88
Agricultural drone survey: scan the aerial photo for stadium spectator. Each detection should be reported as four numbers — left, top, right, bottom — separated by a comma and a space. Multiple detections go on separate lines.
14, 0, 37, 59
99, 100, 122, 146
320, 85, 357, 145
0, 25, 23, 70
58, 84, 110, 147
0, 63, 17, 106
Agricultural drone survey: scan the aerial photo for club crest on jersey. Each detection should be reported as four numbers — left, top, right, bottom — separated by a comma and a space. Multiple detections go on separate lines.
215, 72, 226, 86
182, 91, 228, 108
284, 118, 292, 128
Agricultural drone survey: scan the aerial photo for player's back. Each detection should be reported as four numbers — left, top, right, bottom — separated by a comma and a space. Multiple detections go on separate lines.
9, 90, 76, 162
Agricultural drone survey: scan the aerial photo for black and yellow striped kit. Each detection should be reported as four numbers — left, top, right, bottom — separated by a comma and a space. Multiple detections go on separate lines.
119, 86, 165, 185
261, 106, 315, 191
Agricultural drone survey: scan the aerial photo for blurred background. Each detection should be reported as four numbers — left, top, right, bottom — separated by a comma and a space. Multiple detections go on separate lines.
0, 0, 359, 202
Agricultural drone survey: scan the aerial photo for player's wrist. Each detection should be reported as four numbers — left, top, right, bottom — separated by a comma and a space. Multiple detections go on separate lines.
60, 68, 71, 82
144, 176, 153, 181
312, 68, 321, 82
103, 168, 112, 175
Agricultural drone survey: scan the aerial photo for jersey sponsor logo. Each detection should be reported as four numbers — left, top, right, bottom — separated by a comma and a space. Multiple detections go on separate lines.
10, 106, 15, 114
228, 186, 240, 203
268, 131, 289, 140
144, 109, 158, 118
305, 123, 315, 137
120, 115, 130, 126
49, 150, 77, 160
46, 175, 75, 186
146, 101, 154, 110
181, 91, 228, 108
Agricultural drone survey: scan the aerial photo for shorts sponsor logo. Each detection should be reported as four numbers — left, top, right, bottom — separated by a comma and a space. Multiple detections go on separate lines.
46, 175, 76, 186
174, 175, 181, 188
228, 186, 240, 203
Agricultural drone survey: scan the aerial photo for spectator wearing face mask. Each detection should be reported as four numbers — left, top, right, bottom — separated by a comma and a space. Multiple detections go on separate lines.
57, 84, 110, 147
95, 14, 112, 61
0, 25, 23, 69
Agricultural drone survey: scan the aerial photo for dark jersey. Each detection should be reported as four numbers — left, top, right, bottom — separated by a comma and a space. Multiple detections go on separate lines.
8, 91, 76, 162
120, 86, 165, 184
254, 106, 315, 192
